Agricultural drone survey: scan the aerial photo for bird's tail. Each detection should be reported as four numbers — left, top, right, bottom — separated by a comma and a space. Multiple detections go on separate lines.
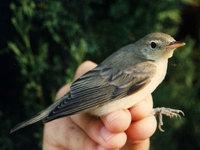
10, 109, 49, 134
10, 93, 69, 134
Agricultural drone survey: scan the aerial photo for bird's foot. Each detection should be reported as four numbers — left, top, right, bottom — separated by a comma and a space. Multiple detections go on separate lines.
151, 107, 184, 132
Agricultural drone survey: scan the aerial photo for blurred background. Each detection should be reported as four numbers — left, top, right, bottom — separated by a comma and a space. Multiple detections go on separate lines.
0, 0, 200, 149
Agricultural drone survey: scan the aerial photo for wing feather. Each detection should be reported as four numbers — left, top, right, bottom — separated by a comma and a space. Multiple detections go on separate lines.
44, 61, 156, 122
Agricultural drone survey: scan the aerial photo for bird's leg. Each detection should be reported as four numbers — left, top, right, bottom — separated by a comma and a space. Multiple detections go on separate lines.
151, 107, 184, 132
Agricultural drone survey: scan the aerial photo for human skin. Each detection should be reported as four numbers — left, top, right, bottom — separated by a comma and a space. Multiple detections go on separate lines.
43, 61, 157, 150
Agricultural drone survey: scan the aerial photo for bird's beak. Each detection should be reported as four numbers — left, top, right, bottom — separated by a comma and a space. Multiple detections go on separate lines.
165, 41, 186, 49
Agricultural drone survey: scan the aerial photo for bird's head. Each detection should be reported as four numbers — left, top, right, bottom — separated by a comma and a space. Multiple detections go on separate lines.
135, 32, 185, 60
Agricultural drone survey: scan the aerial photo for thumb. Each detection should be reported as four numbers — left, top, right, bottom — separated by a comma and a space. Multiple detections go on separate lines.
73, 61, 97, 81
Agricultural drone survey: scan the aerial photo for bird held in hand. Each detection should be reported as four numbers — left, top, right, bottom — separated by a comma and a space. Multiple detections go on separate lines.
10, 32, 185, 133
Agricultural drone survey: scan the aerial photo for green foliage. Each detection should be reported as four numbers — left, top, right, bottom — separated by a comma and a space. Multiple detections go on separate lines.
1, 0, 200, 149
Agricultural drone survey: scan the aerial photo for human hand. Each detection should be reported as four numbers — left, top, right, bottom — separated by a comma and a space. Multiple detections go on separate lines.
43, 61, 157, 150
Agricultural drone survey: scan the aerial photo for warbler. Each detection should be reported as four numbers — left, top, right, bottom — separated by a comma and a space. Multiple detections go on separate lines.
10, 32, 185, 133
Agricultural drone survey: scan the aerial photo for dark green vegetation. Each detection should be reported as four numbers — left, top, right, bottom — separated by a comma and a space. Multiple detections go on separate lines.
0, 0, 200, 149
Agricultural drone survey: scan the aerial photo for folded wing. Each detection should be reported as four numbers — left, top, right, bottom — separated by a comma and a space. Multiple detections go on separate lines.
44, 61, 156, 122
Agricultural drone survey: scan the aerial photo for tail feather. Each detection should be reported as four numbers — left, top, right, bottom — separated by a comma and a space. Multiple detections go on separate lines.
10, 110, 49, 134
10, 93, 69, 134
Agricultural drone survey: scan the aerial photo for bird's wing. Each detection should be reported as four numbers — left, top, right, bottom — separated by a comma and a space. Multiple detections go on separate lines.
44, 61, 156, 122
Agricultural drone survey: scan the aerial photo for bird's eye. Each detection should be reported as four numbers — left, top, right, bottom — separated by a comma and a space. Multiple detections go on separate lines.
151, 42, 156, 48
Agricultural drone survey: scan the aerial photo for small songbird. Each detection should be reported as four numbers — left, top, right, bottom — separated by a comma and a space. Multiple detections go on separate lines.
10, 32, 185, 133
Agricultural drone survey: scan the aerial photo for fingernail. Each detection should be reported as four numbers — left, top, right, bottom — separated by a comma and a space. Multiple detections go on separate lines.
97, 145, 106, 150
100, 127, 113, 141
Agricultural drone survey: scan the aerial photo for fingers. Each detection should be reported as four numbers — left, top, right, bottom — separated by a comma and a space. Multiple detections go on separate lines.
122, 95, 156, 150
130, 95, 153, 121
74, 60, 97, 80
122, 139, 150, 150
132, 139, 150, 150
43, 117, 98, 150
100, 95, 153, 133
126, 116, 157, 141
71, 113, 127, 149
127, 95, 156, 141
101, 109, 132, 133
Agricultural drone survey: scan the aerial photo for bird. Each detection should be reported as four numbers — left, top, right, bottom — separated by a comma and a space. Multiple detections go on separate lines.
10, 32, 185, 133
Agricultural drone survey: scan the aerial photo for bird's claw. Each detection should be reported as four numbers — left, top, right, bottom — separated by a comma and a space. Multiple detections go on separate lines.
151, 107, 184, 132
